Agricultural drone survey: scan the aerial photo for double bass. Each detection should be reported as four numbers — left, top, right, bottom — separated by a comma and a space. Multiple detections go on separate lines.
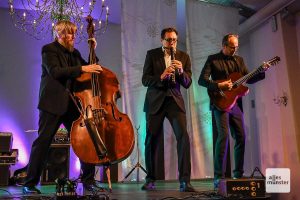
70, 16, 135, 165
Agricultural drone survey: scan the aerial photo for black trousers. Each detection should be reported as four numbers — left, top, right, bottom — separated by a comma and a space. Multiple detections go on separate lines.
24, 100, 95, 186
144, 97, 191, 183
213, 104, 246, 179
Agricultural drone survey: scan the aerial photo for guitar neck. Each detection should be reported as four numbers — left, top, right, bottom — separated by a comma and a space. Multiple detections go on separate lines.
233, 56, 280, 87
234, 66, 263, 87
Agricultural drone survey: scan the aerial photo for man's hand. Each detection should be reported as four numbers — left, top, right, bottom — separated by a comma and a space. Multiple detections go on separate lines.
81, 64, 103, 73
171, 60, 183, 74
88, 38, 97, 49
218, 79, 233, 91
160, 66, 175, 81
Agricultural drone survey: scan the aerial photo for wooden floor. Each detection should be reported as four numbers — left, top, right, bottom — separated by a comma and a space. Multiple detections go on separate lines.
0, 179, 272, 200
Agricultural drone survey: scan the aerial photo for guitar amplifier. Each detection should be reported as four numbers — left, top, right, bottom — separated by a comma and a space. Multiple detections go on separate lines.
0, 165, 10, 186
52, 128, 69, 144
218, 178, 265, 198
41, 144, 70, 184
0, 132, 13, 153
0, 149, 18, 165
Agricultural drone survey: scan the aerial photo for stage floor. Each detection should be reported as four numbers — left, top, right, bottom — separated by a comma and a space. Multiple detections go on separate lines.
0, 179, 272, 200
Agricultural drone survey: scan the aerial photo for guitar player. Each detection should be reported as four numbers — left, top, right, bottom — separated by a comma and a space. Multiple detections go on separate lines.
198, 34, 270, 189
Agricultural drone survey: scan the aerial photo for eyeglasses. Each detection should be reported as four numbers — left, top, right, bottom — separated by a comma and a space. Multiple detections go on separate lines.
226, 45, 238, 50
164, 38, 178, 42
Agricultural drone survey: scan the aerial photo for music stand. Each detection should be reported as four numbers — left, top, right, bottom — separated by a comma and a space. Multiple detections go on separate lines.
122, 125, 147, 182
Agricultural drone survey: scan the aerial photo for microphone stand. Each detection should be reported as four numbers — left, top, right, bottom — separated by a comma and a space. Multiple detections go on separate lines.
122, 125, 147, 182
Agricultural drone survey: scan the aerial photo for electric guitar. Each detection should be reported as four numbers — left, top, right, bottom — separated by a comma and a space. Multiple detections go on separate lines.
208, 56, 280, 112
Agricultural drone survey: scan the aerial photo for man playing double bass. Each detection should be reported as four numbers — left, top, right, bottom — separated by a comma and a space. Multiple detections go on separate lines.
23, 20, 103, 194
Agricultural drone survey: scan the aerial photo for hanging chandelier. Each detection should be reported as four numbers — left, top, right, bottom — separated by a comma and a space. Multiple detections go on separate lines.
8, 0, 109, 41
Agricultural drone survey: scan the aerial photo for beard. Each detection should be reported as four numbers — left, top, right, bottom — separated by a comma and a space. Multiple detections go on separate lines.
62, 39, 74, 52
65, 42, 74, 52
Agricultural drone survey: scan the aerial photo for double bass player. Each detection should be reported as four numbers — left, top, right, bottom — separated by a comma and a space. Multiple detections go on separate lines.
23, 20, 104, 194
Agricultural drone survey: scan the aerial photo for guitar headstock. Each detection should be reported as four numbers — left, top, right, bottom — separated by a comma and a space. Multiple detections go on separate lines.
258, 56, 280, 72
266, 56, 280, 66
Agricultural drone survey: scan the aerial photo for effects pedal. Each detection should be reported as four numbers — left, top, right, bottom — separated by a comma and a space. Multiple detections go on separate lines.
218, 178, 265, 198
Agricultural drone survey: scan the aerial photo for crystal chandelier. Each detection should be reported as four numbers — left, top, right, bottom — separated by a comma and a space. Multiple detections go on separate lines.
8, 0, 110, 41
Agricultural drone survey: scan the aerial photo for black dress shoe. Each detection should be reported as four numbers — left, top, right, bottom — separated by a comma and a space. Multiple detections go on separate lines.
179, 182, 196, 192
141, 181, 155, 190
83, 180, 105, 192
23, 186, 41, 194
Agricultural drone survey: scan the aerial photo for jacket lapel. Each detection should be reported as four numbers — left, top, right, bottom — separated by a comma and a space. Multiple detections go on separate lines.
158, 49, 166, 70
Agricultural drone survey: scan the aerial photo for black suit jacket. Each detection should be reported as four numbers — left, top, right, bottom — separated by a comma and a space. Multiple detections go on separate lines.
142, 47, 192, 114
38, 41, 87, 115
